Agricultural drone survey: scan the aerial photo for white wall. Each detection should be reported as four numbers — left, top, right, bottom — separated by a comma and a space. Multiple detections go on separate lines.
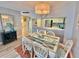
72, 3, 79, 57
0, 7, 22, 42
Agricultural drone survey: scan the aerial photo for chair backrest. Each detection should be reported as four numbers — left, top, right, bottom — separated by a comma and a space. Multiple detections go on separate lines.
56, 40, 73, 58
33, 42, 48, 58
22, 37, 33, 58
22, 37, 32, 51
64, 40, 73, 58
38, 30, 46, 35
46, 31, 55, 36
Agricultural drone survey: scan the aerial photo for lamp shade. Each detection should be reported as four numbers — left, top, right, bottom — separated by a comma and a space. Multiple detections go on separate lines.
35, 3, 50, 14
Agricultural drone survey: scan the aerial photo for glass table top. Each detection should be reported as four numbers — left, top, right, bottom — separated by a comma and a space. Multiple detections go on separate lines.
28, 32, 60, 53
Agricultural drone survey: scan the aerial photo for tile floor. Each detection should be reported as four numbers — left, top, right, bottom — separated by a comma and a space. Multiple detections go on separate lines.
0, 38, 21, 58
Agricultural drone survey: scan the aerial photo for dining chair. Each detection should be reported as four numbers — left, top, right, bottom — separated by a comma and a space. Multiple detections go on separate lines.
33, 42, 49, 58
64, 40, 73, 58
38, 30, 46, 35
48, 51, 56, 58
46, 31, 55, 36
55, 40, 73, 58
22, 36, 33, 58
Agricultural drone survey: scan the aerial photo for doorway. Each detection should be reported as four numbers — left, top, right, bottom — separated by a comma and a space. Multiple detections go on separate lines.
21, 16, 28, 36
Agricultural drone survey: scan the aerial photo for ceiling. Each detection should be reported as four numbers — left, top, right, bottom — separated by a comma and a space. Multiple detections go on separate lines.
0, 1, 64, 12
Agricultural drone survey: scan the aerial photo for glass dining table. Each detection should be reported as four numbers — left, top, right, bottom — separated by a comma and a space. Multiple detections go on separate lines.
26, 32, 60, 58
21, 32, 73, 58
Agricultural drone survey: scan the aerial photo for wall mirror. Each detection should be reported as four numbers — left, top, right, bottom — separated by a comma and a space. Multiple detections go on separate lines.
0, 14, 15, 32
43, 17, 65, 30
32, 17, 65, 30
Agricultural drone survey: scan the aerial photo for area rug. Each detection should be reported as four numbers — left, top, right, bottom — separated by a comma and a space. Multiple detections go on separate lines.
15, 45, 30, 58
